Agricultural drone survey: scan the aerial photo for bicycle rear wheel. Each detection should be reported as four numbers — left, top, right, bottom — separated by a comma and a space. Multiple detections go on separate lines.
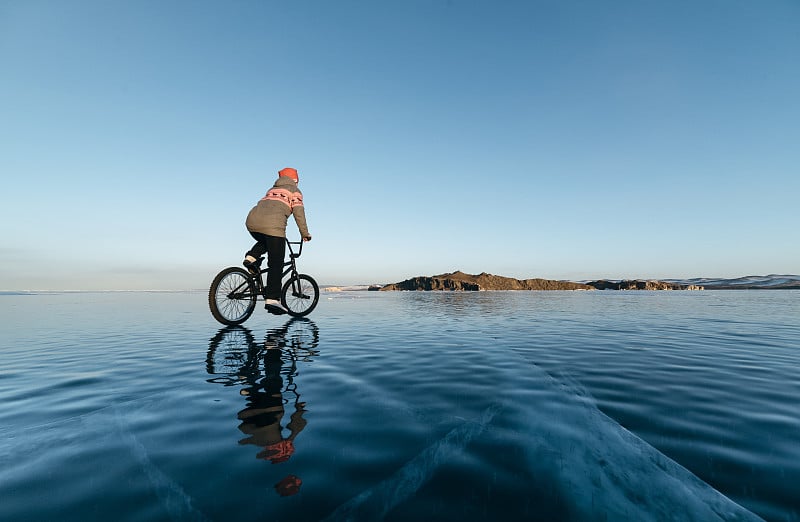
281, 274, 319, 317
209, 267, 258, 325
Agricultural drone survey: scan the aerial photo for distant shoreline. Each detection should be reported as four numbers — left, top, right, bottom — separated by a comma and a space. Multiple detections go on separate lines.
376, 272, 800, 292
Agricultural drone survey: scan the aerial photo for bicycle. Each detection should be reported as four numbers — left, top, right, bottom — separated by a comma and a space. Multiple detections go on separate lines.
209, 239, 319, 325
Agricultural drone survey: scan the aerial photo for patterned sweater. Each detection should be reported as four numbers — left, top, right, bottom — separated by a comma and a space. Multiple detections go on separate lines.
245, 177, 310, 238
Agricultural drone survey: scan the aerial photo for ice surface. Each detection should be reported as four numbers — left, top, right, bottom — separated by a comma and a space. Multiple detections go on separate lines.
321, 362, 764, 521
506, 375, 764, 521
322, 403, 503, 521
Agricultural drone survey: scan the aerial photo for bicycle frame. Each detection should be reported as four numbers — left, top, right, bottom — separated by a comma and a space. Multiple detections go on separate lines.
250, 239, 305, 299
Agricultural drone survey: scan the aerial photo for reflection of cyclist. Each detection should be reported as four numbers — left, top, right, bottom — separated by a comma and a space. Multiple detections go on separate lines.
206, 320, 318, 497
237, 345, 307, 463
243, 167, 312, 315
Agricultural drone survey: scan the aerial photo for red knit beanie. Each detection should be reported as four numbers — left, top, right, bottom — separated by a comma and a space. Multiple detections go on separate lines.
278, 167, 299, 183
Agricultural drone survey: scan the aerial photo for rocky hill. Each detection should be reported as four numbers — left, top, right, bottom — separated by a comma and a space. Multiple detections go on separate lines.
380, 271, 593, 291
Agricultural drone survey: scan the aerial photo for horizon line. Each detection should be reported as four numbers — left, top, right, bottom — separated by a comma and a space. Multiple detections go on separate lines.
3, 274, 798, 294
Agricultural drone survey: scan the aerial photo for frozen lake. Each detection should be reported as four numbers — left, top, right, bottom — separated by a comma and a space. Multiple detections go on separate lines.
1, 290, 798, 521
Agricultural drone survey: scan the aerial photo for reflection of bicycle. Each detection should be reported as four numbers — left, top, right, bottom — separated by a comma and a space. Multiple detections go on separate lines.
209, 239, 320, 325
206, 320, 320, 381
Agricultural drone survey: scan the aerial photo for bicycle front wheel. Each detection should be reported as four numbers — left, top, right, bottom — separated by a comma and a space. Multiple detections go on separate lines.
281, 274, 319, 317
209, 267, 258, 325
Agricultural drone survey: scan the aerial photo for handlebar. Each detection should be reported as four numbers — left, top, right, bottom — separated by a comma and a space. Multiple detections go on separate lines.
286, 239, 304, 259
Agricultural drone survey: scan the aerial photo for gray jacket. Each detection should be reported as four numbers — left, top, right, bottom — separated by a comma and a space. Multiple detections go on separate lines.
246, 177, 310, 238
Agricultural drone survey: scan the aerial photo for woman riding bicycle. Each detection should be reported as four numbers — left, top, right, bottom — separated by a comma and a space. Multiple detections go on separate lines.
243, 167, 312, 315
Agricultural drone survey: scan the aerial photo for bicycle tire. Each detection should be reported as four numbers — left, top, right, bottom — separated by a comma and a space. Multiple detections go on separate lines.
209, 267, 258, 325
281, 274, 319, 317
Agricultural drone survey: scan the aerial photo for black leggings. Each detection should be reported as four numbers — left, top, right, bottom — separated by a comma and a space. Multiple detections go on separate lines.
246, 232, 285, 300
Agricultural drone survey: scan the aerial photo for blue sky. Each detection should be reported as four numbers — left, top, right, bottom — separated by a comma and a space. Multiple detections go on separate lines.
1, 0, 798, 290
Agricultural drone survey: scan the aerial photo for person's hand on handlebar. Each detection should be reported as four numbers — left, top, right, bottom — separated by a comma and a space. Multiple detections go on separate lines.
303, 235, 312, 242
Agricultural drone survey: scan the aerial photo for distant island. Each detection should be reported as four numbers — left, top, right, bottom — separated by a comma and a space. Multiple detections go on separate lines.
378, 271, 800, 291
380, 271, 593, 291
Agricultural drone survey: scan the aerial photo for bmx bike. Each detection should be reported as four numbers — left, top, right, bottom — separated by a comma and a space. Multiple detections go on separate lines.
209, 239, 319, 325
